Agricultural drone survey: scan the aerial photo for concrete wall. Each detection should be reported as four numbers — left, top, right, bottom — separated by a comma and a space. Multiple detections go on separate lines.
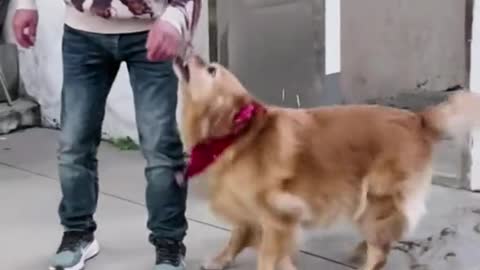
3, 0, 209, 142
341, 0, 467, 103
4, 0, 341, 138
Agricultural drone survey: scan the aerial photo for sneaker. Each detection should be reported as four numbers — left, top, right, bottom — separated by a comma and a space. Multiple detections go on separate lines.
49, 231, 100, 270
153, 239, 186, 270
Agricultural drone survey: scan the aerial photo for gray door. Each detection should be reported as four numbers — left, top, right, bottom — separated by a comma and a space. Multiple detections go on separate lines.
214, 0, 326, 108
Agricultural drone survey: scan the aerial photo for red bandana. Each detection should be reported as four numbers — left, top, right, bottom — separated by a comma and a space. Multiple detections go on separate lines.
184, 102, 265, 180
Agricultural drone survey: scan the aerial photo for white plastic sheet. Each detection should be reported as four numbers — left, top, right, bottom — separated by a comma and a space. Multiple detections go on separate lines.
3, 0, 209, 142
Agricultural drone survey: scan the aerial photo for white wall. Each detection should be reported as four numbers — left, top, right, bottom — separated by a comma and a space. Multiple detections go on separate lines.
326, 0, 340, 75
3, 0, 209, 142
468, 0, 480, 191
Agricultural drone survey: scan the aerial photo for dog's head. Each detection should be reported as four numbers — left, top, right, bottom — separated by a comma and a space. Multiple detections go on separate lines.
174, 55, 254, 149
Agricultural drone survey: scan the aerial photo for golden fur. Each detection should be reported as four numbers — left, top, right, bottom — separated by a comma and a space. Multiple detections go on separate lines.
173, 55, 480, 270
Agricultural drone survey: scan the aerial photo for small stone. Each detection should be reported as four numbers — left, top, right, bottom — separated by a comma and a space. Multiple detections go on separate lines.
444, 252, 456, 260
474, 223, 480, 234
411, 264, 428, 270
440, 227, 456, 238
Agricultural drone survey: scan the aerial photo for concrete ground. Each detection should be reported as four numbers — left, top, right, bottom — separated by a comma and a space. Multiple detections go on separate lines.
1, 128, 480, 270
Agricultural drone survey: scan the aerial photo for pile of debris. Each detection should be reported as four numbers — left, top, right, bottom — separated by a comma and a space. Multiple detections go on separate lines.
0, 0, 41, 135
393, 207, 480, 270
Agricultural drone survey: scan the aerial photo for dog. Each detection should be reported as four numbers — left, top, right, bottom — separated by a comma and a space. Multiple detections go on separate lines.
173, 55, 480, 270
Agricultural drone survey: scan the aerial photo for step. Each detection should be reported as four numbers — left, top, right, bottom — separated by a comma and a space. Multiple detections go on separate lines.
0, 98, 41, 135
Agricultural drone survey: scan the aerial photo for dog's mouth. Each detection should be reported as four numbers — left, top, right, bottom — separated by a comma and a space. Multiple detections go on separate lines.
174, 57, 190, 82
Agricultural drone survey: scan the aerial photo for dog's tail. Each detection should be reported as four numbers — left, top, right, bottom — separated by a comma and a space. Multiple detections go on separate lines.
419, 91, 480, 141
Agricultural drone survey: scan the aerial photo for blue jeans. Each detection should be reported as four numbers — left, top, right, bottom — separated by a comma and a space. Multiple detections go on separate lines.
58, 25, 187, 243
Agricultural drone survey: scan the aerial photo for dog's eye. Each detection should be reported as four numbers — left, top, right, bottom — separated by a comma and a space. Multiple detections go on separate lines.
207, 66, 217, 76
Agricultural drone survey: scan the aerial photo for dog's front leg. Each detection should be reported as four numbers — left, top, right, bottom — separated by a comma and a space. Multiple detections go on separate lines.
359, 243, 390, 270
202, 225, 258, 270
257, 226, 296, 270
278, 256, 297, 270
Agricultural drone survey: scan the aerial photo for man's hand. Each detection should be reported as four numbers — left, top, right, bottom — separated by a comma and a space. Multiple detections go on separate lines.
13, 9, 39, 48
146, 20, 182, 61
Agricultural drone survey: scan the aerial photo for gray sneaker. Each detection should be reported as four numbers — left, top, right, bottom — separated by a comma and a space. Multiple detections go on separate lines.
153, 239, 186, 270
49, 231, 100, 270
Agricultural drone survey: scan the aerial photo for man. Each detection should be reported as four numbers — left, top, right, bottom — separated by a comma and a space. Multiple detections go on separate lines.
12, 0, 201, 269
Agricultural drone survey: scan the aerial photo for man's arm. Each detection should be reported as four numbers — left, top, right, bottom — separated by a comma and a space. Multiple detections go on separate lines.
147, 0, 203, 61
16, 0, 37, 10
160, 0, 202, 40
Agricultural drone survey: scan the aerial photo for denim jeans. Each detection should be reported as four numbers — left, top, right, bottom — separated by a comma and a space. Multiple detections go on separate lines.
58, 25, 187, 243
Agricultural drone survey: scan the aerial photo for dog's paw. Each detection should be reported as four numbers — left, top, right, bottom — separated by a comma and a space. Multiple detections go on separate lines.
201, 257, 232, 270
279, 257, 297, 270
348, 241, 367, 265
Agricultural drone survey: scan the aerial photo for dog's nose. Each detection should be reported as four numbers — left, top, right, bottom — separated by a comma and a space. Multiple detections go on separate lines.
191, 54, 206, 67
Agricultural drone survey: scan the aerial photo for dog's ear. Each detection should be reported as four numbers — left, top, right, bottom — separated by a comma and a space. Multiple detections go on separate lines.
207, 95, 250, 138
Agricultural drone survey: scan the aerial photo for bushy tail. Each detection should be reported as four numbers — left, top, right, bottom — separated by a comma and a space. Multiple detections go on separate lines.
419, 91, 480, 141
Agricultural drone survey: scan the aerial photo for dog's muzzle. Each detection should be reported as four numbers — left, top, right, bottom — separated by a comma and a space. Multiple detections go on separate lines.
174, 57, 190, 82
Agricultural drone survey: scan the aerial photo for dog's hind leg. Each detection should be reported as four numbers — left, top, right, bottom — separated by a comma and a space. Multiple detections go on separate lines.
202, 225, 258, 270
257, 225, 297, 270
362, 243, 391, 270
349, 241, 367, 265
357, 196, 408, 270
278, 256, 297, 270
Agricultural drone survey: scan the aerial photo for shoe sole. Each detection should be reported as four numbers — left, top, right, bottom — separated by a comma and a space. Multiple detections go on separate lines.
48, 239, 100, 270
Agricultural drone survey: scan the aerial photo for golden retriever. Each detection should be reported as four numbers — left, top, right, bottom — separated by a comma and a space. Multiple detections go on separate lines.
173, 55, 480, 270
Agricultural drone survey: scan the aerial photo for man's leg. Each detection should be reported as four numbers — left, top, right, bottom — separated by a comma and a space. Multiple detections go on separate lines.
52, 25, 120, 270
121, 31, 187, 269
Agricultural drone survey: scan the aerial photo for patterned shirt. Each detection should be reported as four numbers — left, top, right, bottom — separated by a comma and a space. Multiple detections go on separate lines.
17, 0, 202, 44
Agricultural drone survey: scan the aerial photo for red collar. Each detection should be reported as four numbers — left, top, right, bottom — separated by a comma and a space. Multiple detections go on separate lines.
184, 102, 266, 180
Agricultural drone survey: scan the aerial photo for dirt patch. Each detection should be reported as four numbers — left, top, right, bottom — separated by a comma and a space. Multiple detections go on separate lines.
392, 206, 480, 270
